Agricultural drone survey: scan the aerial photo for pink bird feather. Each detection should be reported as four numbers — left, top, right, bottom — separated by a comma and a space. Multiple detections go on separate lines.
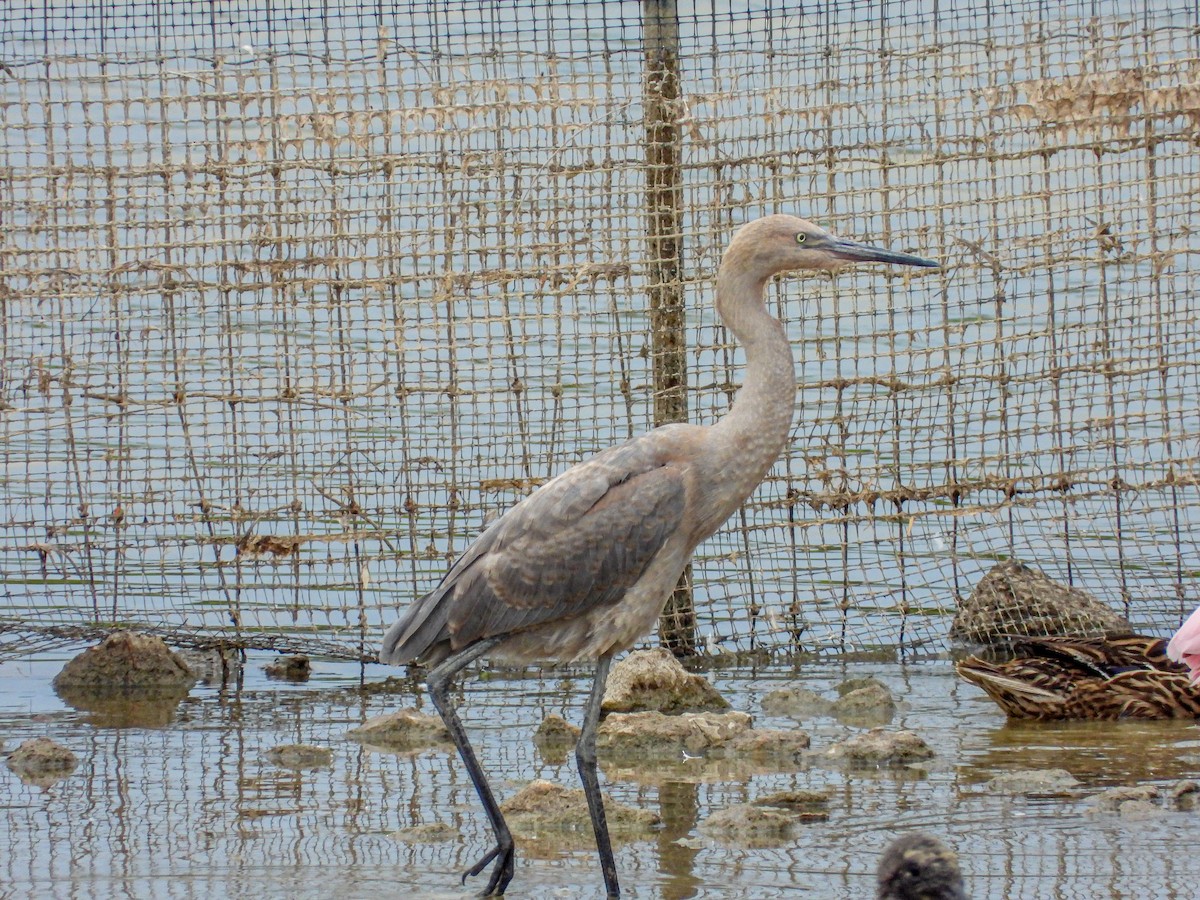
1167, 605, 1200, 684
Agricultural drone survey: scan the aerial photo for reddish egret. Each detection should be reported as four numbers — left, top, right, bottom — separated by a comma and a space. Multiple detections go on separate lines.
381, 215, 937, 897
876, 833, 967, 900
1168, 604, 1200, 682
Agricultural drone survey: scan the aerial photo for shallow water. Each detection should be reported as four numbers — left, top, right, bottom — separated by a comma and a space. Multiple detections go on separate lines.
2, 649, 1199, 899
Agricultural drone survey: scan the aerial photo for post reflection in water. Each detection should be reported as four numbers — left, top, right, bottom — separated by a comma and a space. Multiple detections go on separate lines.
2, 654, 1200, 898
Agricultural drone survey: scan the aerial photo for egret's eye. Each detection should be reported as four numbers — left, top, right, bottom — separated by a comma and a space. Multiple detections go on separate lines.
795, 233, 807, 244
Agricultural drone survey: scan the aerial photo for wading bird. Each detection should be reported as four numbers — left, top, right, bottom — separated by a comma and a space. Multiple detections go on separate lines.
1167, 604, 1200, 682
957, 633, 1200, 720
876, 833, 967, 900
381, 215, 937, 897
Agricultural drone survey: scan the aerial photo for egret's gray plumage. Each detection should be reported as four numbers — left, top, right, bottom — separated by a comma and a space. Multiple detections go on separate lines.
381, 434, 690, 667
380, 215, 938, 897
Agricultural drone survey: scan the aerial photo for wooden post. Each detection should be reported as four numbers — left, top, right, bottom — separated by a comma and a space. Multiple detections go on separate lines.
643, 0, 696, 655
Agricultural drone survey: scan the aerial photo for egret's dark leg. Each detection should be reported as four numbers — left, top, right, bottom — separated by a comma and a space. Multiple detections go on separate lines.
425, 636, 514, 897
576, 652, 619, 898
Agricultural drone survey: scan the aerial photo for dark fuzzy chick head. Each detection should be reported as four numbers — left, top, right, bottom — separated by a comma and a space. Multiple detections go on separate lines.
876, 833, 967, 900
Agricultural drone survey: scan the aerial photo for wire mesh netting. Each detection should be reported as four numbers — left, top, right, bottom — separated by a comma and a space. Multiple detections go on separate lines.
2, 0, 1198, 662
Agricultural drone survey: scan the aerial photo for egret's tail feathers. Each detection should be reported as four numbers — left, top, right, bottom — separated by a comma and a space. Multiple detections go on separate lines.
379, 591, 451, 666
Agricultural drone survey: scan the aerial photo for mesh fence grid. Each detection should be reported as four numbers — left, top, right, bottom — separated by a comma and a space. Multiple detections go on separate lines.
1, 0, 1198, 661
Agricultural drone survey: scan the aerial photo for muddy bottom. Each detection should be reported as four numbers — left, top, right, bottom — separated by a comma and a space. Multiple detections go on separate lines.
2, 648, 1198, 898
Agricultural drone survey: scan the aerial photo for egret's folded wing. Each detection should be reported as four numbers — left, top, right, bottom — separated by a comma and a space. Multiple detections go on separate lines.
381, 437, 687, 665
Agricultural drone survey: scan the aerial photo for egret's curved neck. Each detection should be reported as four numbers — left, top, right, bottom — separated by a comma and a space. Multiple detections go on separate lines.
703, 265, 798, 514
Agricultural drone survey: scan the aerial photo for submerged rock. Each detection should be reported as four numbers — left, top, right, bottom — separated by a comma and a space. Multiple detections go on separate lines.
500, 779, 659, 846
53, 632, 196, 693
715, 727, 810, 764
265, 744, 333, 769
837, 675, 888, 697
354, 676, 411, 695
985, 767, 1079, 796
761, 686, 834, 718
702, 789, 832, 845
762, 677, 896, 726
391, 822, 456, 843
602, 649, 729, 714
346, 708, 451, 752
1113, 799, 1162, 820
6, 737, 78, 787
699, 803, 798, 845
265, 654, 311, 681
1085, 784, 1163, 819
949, 559, 1130, 644
1171, 780, 1200, 811
534, 712, 580, 745
825, 728, 934, 767
754, 788, 832, 822
834, 679, 897, 726
1088, 784, 1160, 811
533, 713, 580, 764
596, 710, 752, 758
176, 647, 241, 684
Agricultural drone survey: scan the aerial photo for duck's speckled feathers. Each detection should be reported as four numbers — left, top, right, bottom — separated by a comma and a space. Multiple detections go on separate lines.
957, 634, 1200, 720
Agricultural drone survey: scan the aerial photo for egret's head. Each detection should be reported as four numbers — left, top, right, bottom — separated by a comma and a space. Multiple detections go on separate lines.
730, 214, 939, 276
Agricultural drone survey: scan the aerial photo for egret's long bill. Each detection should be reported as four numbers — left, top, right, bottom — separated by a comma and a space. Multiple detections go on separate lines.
825, 236, 939, 268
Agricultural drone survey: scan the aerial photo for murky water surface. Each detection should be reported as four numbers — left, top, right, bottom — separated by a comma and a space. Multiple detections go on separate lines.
2, 649, 1199, 899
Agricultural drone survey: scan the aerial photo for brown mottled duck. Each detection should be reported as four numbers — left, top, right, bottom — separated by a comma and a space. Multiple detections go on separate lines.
957, 634, 1200, 720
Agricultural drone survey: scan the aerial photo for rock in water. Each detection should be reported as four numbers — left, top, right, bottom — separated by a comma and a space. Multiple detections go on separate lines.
596, 710, 753, 758
716, 728, 810, 763
701, 790, 832, 846
500, 779, 659, 840
601, 648, 729, 714
834, 679, 896, 726
699, 804, 798, 845
825, 729, 934, 767
761, 685, 834, 718
985, 767, 1079, 796
265, 654, 311, 681
345, 708, 452, 752
53, 632, 196, 692
533, 713, 581, 764
7, 737, 78, 787
265, 744, 333, 769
